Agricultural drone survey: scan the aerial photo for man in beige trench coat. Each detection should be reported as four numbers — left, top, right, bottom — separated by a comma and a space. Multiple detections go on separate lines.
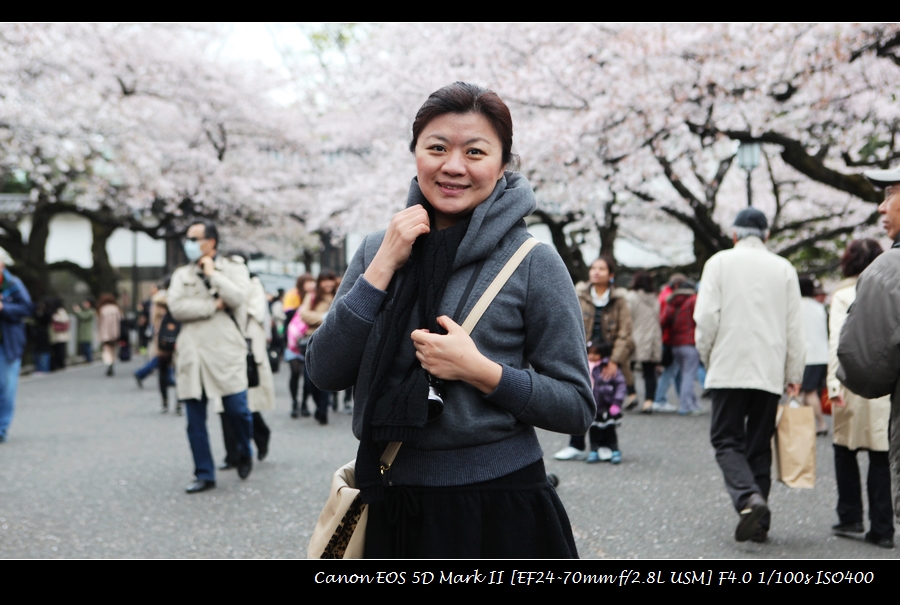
168, 220, 253, 494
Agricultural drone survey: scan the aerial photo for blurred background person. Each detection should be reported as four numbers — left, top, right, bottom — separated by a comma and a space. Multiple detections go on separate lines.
828, 239, 894, 549
652, 273, 684, 413
586, 341, 625, 464
267, 288, 286, 374
96, 293, 123, 377
626, 271, 661, 414
221, 267, 275, 468
245, 270, 274, 459
799, 275, 829, 435
555, 255, 633, 460
31, 297, 53, 374
0, 252, 33, 442
300, 271, 337, 425
286, 274, 314, 418
282, 276, 303, 323
135, 286, 157, 356
134, 284, 164, 389
661, 276, 702, 416
147, 280, 174, 412
49, 297, 70, 371
72, 299, 95, 363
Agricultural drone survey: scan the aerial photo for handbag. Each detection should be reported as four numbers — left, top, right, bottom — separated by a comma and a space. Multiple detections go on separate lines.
772, 400, 816, 489
157, 311, 181, 353
308, 237, 541, 559
225, 309, 260, 389
245, 339, 260, 388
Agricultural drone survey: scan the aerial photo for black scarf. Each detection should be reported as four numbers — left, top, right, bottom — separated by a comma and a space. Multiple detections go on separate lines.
356, 203, 470, 501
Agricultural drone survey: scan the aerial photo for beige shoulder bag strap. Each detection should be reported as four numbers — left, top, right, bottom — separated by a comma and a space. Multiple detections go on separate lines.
461, 237, 541, 333
380, 237, 541, 472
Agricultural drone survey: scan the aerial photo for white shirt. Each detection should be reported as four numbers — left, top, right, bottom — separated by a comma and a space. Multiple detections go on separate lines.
800, 297, 829, 365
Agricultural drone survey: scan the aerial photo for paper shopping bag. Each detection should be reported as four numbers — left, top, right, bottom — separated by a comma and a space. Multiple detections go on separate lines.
773, 404, 816, 489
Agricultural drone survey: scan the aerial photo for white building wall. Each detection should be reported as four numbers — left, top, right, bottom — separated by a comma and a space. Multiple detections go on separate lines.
17, 213, 165, 268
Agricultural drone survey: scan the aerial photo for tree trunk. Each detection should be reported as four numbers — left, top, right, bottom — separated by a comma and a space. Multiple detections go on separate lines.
90, 220, 119, 298
597, 196, 619, 260
531, 209, 589, 284
691, 235, 725, 275
16, 200, 54, 300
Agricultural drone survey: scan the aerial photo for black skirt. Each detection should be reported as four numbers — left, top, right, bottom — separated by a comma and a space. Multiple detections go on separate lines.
364, 459, 578, 559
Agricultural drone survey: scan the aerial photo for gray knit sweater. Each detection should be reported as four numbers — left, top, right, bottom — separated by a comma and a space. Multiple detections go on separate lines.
307, 172, 594, 486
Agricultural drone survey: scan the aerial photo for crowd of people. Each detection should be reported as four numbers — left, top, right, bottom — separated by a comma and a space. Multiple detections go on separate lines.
2, 82, 900, 560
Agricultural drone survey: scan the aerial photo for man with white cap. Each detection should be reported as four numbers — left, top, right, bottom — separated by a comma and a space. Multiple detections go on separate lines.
837, 165, 900, 545
694, 208, 805, 543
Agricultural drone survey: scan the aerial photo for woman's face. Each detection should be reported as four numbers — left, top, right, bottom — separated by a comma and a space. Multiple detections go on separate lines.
589, 260, 612, 288
320, 278, 337, 295
415, 112, 506, 230
303, 280, 316, 295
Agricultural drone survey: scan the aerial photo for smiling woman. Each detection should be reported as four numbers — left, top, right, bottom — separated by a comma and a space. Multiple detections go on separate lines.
307, 82, 595, 558
414, 113, 506, 231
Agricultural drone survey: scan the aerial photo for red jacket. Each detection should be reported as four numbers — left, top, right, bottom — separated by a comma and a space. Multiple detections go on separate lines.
661, 289, 697, 346
658, 285, 673, 344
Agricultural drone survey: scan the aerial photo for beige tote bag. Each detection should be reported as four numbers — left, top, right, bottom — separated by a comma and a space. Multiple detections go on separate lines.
773, 403, 816, 489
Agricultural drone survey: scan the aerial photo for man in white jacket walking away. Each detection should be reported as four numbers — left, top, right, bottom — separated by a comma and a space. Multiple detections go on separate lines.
694, 208, 805, 543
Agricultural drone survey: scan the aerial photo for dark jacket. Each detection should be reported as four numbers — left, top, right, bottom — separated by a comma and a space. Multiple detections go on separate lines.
837, 249, 900, 400
591, 359, 627, 416
0, 269, 33, 362
577, 284, 634, 367
307, 172, 595, 487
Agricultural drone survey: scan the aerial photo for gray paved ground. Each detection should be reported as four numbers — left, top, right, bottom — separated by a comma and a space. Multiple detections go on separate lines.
0, 360, 896, 559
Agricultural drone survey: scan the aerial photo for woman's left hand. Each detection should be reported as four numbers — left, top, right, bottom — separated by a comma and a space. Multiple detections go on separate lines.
600, 361, 618, 381
411, 315, 502, 394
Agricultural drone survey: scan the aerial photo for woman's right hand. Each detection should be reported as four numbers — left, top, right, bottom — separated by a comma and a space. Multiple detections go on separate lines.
364, 205, 430, 291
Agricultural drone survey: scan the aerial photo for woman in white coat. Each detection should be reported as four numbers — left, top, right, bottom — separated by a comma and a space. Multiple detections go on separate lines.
828, 239, 894, 548
625, 271, 662, 413
220, 270, 275, 467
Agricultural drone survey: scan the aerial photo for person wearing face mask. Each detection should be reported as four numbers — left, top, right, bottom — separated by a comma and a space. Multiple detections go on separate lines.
167, 220, 254, 494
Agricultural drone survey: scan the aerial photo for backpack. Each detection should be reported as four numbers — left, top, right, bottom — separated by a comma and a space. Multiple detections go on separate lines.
157, 311, 181, 353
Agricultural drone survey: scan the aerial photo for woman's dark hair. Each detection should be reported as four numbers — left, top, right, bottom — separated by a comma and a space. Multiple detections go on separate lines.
841, 238, 883, 278
798, 276, 815, 298
588, 341, 613, 359
410, 82, 518, 169
630, 271, 655, 293
42, 296, 62, 314
96, 293, 118, 310
593, 255, 617, 277
313, 270, 338, 306
295, 273, 314, 301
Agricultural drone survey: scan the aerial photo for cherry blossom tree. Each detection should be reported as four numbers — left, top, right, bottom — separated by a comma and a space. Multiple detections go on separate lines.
0, 23, 317, 297
294, 23, 899, 279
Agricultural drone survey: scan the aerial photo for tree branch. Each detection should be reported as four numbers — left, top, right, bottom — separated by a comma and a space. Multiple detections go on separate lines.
722, 129, 881, 203
774, 210, 879, 257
